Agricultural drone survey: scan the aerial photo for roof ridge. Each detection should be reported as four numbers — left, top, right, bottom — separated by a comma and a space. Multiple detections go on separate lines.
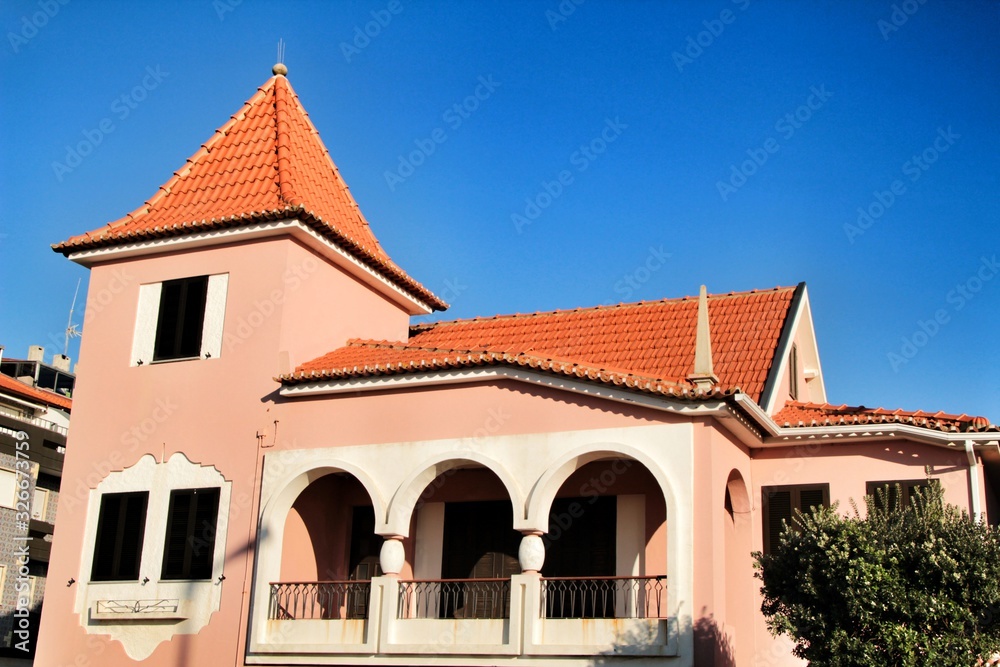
410, 285, 798, 331
320, 339, 696, 388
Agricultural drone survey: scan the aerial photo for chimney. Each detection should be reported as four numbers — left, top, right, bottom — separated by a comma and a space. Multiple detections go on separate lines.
27, 345, 44, 362
686, 285, 719, 390
52, 354, 71, 372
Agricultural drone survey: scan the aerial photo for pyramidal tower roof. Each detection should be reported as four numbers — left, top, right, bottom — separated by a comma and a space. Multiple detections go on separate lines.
54, 66, 446, 311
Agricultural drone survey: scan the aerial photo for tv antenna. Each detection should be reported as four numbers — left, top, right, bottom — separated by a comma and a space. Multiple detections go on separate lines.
64, 278, 83, 356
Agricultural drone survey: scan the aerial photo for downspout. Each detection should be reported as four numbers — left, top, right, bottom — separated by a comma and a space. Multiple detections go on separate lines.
965, 440, 983, 521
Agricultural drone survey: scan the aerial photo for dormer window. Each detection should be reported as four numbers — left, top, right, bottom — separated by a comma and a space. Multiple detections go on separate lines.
154, 276, 208, 361
131, 274, 228, 366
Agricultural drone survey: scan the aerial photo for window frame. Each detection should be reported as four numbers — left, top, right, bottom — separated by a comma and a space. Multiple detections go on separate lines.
91, 491, 149, 582
131, 274, 229, 366
761, 483, 830, 555
152, 275, 209, 362
160, 487, 222, 581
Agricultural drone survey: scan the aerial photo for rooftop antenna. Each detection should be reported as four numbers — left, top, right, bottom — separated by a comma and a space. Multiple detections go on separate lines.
273, 38, 288, 76
63, 278, 83, 356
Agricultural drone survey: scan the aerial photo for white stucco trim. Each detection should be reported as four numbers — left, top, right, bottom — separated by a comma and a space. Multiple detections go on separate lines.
130, 282, 161, 366
74, 452, 232, 660
130, 273, 229, 365
202, 273, 229, 359
249, 424, 694, 662
66, 218, 436, 315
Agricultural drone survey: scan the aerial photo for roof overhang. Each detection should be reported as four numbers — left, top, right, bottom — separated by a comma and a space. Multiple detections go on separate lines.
280, 369, 998, 454
64, 218, 435, 316
279, 366, 767, 447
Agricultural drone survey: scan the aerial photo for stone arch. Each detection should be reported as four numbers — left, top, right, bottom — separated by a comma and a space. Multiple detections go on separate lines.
385, 451, 524, 536
255, 459, 386, 596
725, 469, 751, 515
525, 442, 678, 532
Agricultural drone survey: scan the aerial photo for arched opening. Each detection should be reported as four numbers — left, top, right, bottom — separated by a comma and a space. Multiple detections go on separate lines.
272, 472, 381, 620
723, 470, 753, 667
400, 463, 520, 620
538, 457, 668, 620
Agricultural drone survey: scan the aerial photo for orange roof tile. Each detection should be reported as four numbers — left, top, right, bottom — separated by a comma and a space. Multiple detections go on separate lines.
53, 73, 445, 310
773, 401, 998, 433
0, 374, 72, 411
283, 286, 798, 402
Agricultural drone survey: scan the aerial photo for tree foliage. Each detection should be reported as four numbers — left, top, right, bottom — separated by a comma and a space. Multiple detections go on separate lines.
754, 483, 1000, 666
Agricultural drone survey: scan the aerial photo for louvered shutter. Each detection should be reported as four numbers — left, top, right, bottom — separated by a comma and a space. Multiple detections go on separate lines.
765, 489, 792, 555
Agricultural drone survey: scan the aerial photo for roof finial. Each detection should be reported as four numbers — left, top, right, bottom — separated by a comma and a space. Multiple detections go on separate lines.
273, 38, 287, 76
687, 284, 718, 390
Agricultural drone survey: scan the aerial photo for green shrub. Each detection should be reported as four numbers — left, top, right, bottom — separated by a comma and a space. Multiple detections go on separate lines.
754, 483, 1000, 666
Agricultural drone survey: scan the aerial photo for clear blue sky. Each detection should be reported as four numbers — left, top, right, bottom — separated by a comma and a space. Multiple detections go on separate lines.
1, 1, 997, 420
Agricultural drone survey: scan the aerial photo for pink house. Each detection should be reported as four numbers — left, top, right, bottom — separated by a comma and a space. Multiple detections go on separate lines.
36, 65, 1000, 667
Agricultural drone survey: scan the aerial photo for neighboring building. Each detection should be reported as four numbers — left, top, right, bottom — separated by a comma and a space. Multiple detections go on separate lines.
36, 65, 999, 667
0, 346, 72, 660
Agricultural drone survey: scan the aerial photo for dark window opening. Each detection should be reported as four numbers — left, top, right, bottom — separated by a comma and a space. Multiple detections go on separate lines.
441, 500, 521, 619
347, 506, 382, 619
161, 487, 220, 580
92, 491, 148, 581
761, 484, 829, 555
866, 479, 936, 512
153, 276, 208, 362
789, 344, 799, 400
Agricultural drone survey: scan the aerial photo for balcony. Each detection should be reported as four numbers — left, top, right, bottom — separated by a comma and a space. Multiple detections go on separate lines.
258, 575, 677, 659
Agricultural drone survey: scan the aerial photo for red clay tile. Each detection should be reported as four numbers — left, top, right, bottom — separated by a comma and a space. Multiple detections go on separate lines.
286, 287, 798, 403
53, 75, 444, 310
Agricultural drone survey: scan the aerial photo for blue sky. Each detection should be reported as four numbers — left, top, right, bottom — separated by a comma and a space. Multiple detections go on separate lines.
1, 0, 997, 420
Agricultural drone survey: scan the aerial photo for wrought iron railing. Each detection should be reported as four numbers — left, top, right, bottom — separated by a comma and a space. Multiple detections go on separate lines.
397, 578, 512, 619
269, 581, 372, 620
540, 576, 668, 619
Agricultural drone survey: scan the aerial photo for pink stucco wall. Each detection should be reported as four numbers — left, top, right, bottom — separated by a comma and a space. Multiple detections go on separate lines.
36, 236, 685, 667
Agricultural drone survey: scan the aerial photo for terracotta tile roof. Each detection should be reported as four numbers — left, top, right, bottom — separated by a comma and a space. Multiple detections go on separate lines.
283, 338, 737, 399
283, 286, 798, 402
53, 74, 445, 310
0, 373, 72, 411
773, 401, 998, 433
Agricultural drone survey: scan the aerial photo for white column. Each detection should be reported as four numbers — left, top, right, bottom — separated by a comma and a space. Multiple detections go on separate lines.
616, 494, 645, 618
518, 532, 545, 574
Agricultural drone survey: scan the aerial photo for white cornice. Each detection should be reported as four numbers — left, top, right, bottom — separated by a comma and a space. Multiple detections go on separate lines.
65, 219, 434, 315
279, 367, 766, 446
280, 368, 999, 452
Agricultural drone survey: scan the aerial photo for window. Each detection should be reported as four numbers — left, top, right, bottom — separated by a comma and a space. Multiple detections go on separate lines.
789, 344, 799, 400
161, 487, 220, 580
31, 487, 48, 521
761, 484, 829, 555
153, 275, 208, 361
866, 479, 936, 512
92, 492, 148, 581
132, 274, 228, 365
0, 468, 16, 509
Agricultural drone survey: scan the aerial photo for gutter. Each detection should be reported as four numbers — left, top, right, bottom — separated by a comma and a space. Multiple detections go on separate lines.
966, 440, 983, 520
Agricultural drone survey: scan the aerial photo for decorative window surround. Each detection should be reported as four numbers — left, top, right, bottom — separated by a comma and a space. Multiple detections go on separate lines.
75, 453, 231, 660
131, 274, 228, 366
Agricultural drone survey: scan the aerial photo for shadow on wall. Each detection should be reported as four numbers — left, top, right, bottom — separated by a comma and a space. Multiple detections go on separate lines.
0, 603, 41, 662
588, 609, 736, 667
693, 612, 737, 667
